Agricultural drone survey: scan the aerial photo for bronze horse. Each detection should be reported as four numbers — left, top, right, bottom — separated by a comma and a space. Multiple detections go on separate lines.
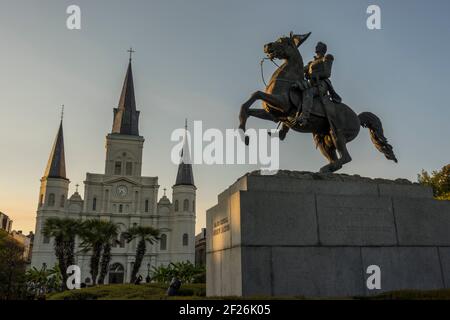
239, 32, 397, 173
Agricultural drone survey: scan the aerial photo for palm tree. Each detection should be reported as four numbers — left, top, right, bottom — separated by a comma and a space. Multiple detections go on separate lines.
78, 219, 108, 285
25, 264, 62, 298
97, 222, 120, 285
43, 217, 81, 288
124, 226, 160, 283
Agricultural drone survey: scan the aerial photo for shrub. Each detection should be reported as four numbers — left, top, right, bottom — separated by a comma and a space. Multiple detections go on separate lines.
151, 261, 205, 284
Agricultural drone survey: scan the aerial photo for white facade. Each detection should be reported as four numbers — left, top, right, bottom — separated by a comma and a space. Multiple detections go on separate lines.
31, 59, 196, 284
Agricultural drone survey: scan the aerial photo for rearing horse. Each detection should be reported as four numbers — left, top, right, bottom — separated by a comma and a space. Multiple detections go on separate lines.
239, 32, 397, 173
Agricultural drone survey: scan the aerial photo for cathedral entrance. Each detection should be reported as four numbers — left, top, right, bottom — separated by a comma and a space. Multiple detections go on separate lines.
108, 263, 125, 284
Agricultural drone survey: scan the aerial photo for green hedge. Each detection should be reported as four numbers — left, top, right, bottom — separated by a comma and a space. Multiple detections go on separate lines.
48, 283, 206, 300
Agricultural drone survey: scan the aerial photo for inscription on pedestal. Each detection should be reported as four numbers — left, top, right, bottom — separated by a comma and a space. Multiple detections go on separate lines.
213, 217, 230, 236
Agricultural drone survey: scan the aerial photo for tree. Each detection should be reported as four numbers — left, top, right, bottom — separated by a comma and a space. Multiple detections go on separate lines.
43, 217, 81, 288
79, 219, 120, 285
78, 219, 108, 285
97, 222, 120, 285
25, 264, 62, 299
0, 230, 26, 300
124, 226, 160, 283
418, 164, 450, 200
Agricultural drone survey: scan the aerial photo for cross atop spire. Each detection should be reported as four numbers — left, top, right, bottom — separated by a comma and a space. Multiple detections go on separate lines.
163, 188, 167, 196
61, 104, 64, 122
127, 47, 135, 62
75, 183, 79, 192
185, 118, 188, 130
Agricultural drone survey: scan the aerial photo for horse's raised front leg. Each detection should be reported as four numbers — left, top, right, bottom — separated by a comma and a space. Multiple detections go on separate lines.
239, 91, 287, 132
247, 109, 291, 142
247, 109, 277, 122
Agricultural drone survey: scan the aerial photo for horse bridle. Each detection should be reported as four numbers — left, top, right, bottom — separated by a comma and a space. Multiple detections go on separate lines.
260, 57, 297, 87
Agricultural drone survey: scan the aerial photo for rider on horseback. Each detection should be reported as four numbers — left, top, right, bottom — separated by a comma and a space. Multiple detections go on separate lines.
238, 32, 397, 173
292, 41, 342, 127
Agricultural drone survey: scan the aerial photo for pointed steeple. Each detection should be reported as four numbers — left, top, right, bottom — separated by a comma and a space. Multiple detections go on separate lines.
174, 119, 195, 186
112, 50, 140, 136
43, 120, 67, 180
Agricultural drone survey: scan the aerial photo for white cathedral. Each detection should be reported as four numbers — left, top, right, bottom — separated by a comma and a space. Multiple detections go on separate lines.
31, 56, 196, 284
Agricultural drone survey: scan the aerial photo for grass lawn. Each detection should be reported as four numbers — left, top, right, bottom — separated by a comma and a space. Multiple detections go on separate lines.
47, 283, 450, 300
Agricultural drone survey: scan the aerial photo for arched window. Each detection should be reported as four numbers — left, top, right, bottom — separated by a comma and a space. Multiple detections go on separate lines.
145, 199, 149, 213
126, 162, 133, 175
160, 234, 167, 250
92, 197, 97, 211
60, 194, 65, 208
193, 200, 195, 212
183, 199, 189, 211
39, 194, 44, 207
114, 161, 122, 175
48, 193, 55, 206
119, 233, 126, 248
108, 263, 125, 284
182, 233, 188, 246
112, 235, 118, 248
174, 200, 179, 212
119, 204, 123, 213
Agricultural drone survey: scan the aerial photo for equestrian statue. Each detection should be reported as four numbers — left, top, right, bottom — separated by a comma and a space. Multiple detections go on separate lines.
238, 32, 397, 173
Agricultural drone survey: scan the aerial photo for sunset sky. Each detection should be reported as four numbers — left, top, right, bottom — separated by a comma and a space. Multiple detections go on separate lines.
1, 0, 449, 234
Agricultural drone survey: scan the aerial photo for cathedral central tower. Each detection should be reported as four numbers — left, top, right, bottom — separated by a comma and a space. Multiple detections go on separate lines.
105, 58, 144, 178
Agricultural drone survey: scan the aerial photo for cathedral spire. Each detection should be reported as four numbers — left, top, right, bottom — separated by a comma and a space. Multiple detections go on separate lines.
43, 118, 67, 180
174, 119, 195, 187
112, 49, 140, 136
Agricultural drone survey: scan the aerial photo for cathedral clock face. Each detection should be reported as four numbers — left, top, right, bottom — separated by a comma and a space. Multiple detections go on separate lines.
116, 185, 128, 197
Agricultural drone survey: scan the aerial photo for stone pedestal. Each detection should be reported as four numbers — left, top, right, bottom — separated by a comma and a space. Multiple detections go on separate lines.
206, 171, 450, 297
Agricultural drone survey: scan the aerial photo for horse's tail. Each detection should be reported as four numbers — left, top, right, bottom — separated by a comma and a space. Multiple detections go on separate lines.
358, 112, 398, 163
